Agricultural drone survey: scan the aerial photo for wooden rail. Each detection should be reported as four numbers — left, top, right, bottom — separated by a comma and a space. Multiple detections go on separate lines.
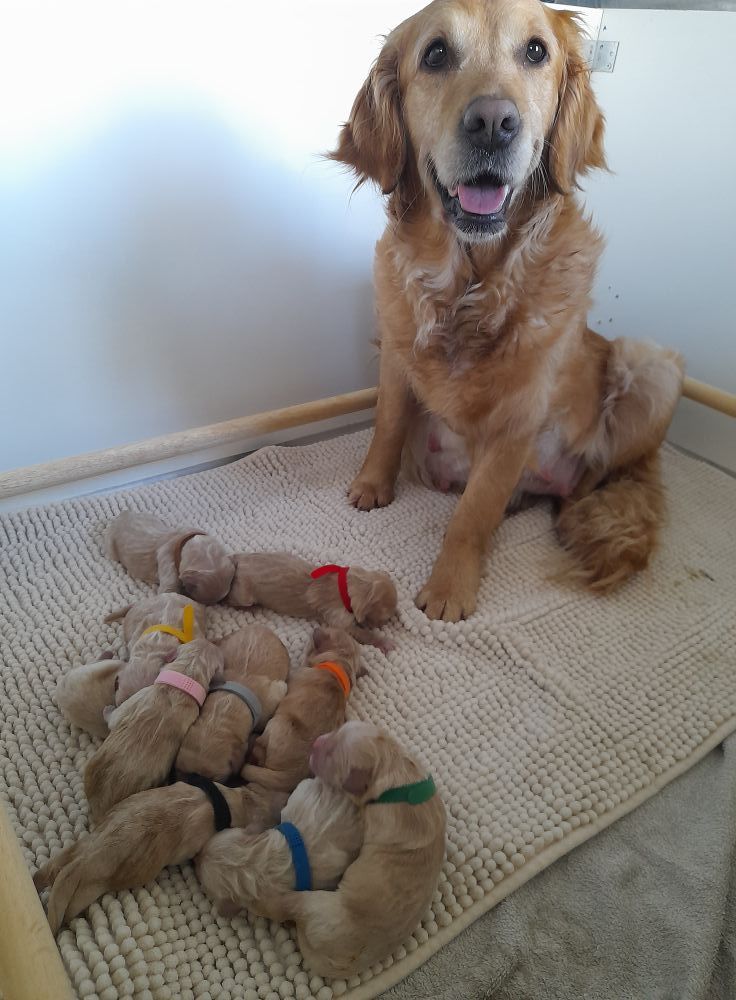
0, 801, 75, 1000
0, 388, 378, 501
0, 377, 733, 501
681, 376, 736, 418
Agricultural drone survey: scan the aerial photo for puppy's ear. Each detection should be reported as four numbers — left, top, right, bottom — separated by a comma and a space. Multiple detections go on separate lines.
547, 14, 606, 194
351, 574, 387, 627
343, 766, 372, 797
329, 42, 405, 195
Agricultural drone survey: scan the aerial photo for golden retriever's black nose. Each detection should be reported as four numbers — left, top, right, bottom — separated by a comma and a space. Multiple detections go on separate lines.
463, 96, 520, 151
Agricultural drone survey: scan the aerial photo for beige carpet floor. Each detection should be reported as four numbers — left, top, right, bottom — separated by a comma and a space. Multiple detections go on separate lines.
0, 430, 734, 1000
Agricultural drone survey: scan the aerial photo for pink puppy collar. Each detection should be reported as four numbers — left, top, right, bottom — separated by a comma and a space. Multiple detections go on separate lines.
154, 669, 207, 707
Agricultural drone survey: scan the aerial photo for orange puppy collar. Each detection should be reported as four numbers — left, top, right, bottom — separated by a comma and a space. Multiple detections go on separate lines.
313, 660, 351, 698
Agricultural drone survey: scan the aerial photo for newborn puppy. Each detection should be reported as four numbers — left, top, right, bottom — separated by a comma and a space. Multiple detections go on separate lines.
240, 628, 362, 815
33, 778, 266, 933
270, 720, 446, 979
197, 775, 364, 919
175, 625, 290, 781
106, 509, 235, 603
225, 553, 397, 650
84, 638, 223, 822
105, 592, 207, 704
56, 657, 121, 738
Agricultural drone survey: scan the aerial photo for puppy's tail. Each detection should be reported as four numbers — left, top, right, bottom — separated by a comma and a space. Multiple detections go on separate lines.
554, 450, 665, 593
104, 605, 132, 624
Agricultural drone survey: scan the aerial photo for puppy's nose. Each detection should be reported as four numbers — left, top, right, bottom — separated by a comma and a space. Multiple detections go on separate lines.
463, 96, 520, 151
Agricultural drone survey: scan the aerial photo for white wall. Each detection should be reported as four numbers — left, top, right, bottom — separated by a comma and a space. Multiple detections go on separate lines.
582, 8, 736, 473
1, 3, 733, 501
0, 1, 408, 473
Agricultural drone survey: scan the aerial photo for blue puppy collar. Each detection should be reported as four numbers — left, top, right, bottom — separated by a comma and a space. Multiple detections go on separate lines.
275, 822, 312, 891
209, 680, 262, 729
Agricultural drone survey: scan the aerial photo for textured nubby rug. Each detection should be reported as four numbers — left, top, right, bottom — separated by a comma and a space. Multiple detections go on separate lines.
1, 430, 735, 1000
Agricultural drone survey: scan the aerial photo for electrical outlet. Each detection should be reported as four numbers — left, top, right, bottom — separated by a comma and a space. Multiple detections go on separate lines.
591, 40, 619, 73
581, 39, 596, 66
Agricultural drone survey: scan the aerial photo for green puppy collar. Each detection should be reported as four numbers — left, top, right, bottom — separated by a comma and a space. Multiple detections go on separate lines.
369, 775, 436, 805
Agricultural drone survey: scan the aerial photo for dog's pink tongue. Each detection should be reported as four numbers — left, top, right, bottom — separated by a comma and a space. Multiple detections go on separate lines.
457, 183, 507, 215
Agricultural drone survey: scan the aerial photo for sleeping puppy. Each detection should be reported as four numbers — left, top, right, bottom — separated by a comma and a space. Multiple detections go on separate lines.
335, 0, 683, 620
56, 657, 121, 739
225, 553, 397, 650
267, 720, 446, 978
175, 625, 290, 781
105, 592, 207, 704
239, 628, 362, 820
33, 778, 269, 933
196, 775, 364, 919
106, 509, 235, 603
84, 638, 222, 822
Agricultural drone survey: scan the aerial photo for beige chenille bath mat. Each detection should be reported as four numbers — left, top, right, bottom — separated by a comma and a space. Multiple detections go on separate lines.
1, 429, 735, 1000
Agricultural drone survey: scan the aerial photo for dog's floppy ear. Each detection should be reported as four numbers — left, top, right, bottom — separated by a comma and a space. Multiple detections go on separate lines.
342, 766, 372, 797
547, 14, 606, 194
348, 577, 378, 626
156, 532, 199, 593
330, 41, 405, 195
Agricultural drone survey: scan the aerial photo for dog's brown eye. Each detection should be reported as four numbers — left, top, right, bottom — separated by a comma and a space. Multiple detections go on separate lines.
526, 39, 547, 64
423, 39, 448, 70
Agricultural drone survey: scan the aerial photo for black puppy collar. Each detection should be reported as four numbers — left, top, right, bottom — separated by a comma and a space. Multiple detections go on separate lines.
180, 773, 232, 831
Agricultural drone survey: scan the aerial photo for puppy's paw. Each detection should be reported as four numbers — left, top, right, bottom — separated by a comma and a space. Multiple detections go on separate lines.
374, 638, 395, 655
33, 862, 53, 892
365, 634, 393, 655
216, 898, 242, 918
348, 476, 395, 511
262, 680, 288, 719
416, 573, 478, 623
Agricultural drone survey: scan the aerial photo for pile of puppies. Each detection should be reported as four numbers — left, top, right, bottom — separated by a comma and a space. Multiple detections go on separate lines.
36, 510, 446, 979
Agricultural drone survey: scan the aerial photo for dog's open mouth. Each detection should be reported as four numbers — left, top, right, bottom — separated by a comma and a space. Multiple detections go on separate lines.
432, 166, 512, 238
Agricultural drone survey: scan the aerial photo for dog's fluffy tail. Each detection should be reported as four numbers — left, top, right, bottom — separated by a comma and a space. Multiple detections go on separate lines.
554, 450, 665, 593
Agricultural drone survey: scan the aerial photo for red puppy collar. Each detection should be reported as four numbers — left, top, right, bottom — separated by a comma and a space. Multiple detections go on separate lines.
310, 564, 352, 614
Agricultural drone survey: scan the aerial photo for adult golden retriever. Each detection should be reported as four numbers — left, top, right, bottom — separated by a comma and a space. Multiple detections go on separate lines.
333, 0, 683, 622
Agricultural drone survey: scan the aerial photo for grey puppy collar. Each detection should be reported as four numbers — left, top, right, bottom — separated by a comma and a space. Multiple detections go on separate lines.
209, 680, 262, 729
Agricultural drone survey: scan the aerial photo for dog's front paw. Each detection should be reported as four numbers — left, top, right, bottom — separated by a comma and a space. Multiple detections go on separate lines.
348, 476, 395, 511
416, 568, 478, 623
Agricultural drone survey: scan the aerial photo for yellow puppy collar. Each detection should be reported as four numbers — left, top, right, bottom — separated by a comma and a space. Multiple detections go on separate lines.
141, 604, 195, 644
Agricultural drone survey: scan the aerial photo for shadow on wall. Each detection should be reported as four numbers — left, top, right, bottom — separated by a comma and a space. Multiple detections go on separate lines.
0, 104, 379, 471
